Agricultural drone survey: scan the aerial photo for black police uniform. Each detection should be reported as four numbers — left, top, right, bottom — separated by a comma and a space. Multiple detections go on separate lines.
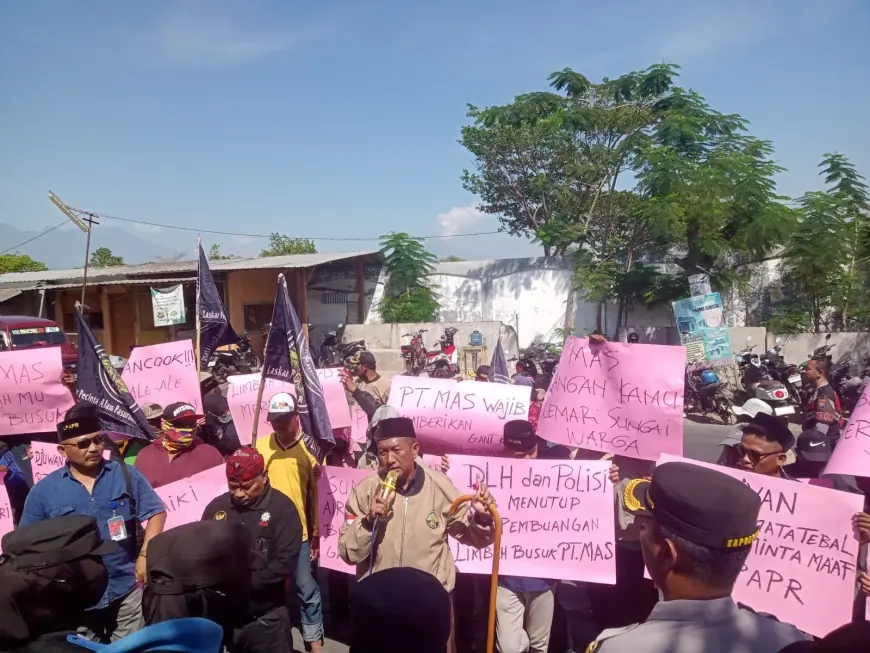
202, 486, 303, 653
586, 462, 808, 653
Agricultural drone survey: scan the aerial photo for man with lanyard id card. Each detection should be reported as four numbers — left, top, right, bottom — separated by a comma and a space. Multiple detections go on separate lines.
19, 403, 167, 643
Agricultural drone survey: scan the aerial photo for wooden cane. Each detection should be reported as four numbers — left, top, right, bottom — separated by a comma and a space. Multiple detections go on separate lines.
448, 494, 502, 653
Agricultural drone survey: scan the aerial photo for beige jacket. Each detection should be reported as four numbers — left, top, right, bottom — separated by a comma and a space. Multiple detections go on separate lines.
338, 463, 494, 591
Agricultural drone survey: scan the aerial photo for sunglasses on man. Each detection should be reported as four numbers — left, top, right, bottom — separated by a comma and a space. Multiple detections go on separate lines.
63, 434, 105, 450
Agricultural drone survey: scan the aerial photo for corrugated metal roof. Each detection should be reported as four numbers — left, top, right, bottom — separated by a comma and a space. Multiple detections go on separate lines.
0, 250, 380, 289
0, 288, 23, 303
47, 277, 197, 290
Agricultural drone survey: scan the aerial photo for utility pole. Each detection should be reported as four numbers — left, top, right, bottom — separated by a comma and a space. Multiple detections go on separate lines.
48, 192, 99, 306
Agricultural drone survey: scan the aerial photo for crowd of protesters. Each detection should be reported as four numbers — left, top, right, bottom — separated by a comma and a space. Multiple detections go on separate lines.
1, 343, 870, 653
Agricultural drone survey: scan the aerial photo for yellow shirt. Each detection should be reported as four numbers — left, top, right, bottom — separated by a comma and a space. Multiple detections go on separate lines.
256, 433, 319, 542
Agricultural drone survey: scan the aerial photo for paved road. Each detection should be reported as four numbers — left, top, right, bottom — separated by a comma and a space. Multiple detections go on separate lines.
303, 418, 735, 653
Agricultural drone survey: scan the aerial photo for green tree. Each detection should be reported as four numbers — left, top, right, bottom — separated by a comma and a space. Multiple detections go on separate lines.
461, 64, 679, 256
208, 243, 240, 260
260, 233, 317, 257
768, 154, 870, 333
378, 232, 440, 323
0, 253, 48, 273
89, 247, 124, 268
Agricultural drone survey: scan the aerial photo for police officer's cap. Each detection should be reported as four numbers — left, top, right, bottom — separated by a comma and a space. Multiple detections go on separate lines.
624, 461, 762, 549
351, 568, 451, 653
146, 521, 261, 595
1, 515, 117, 570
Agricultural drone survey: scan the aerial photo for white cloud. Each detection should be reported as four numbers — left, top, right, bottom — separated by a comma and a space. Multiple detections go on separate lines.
436, 204, 487, 237
141, 1, 324, 67
231, 235, 256, 245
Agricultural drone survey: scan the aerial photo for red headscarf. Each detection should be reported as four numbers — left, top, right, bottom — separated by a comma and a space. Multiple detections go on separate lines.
226, 447, 265, 484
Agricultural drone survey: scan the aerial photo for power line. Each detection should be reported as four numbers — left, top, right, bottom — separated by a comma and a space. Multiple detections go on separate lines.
70, 207, 501, 242
0, 221, 68, 255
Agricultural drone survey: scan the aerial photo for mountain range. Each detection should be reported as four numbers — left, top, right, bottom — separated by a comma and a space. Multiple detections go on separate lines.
3, 222, 182, 269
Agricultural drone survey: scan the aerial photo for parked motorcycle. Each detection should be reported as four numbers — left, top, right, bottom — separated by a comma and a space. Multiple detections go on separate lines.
209, 331, 259, 382
317, 324, 366, 368
685, 368, 733, 424
401, 327, 460, 376
762, 337, 803, 406
738, 343, 794, 418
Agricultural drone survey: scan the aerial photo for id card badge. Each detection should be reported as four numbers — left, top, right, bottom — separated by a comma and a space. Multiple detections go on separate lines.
107, 515, 128, 542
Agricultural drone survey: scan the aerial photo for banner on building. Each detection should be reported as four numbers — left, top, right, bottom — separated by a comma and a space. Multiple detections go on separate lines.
672, 292, 733, 365
150, 285, 186, 327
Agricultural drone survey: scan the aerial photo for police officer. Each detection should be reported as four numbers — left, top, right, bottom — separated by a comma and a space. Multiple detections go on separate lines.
587, 461, 807, 653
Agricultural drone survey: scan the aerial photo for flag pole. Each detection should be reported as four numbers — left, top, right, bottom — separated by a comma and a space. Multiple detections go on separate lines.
251, 274, 281, 447
195, 238, 202, 375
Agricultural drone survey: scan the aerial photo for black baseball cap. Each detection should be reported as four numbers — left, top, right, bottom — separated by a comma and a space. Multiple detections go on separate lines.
358, 351, 377, 368
624, 462, 762, 549
146, 521, 260, 595
162, 402, 203, 427
503, 420, 536, 453
1, 515, 117, 570
744, 412, 796, 451
794, 429, 832, 462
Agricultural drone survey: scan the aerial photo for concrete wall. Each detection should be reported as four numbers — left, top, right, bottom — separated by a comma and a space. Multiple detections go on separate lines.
769, 333, 870, 366
341, 321, 520, 373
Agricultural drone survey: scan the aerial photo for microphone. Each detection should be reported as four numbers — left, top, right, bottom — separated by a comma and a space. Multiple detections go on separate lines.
380, 469, 399, 504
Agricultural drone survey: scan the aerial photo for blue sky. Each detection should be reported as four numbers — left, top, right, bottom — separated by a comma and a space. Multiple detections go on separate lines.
1, 0, 868, 261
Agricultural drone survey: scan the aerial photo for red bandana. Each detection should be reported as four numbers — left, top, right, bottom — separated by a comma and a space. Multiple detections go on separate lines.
226, 446, 265, 483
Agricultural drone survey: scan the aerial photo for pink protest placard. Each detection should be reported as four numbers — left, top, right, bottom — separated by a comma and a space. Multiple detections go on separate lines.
318, 466, 372, 573
0, 348, 74, 437
312, 367, 353, 430
227, 371, 353, 446
30, 440, 67, 483
658, 455, 863, 637
227, 374, 297, 446
387, 377, 531, 455
0, 484, 14, 552
537, 337, 685, 461
155, 464, 228, 532
122, 340, 201, 413
824, 385, 870, 477
349, 403, 369, 447
445, 455, 616, 583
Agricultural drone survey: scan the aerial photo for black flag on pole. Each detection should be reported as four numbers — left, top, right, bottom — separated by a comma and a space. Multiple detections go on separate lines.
197, 242, 240, 369
489, 338, 512, 384
262, 274, 335, 461
74, 309, 155, 441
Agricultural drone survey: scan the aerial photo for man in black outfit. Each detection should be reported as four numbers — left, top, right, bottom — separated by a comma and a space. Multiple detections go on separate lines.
202, 446, 303, 653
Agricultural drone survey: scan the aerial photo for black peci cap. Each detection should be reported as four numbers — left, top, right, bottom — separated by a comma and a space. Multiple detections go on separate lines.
146, 521, 260, 595
373, 417, 416, 441
57, 414, 102, 442
351, 568, 451, 653
745, 412, 795, 451
503, 420, 536, 453
1, 515, 117, 570
624, 461, 762, 549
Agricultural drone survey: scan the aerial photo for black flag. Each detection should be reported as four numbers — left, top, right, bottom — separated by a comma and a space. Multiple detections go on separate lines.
74, 309, 155, 440
197, 242, 240, 369
262, 274, 335, 461
490, 338, 511, 384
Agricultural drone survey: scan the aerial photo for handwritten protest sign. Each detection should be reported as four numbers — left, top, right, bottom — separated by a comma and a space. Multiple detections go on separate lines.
122, 340, 201, 413
318, 466, 370, 573
0, 348, 74, 437
227, 371, 352, 445
312, 367, 353, 429
537, 337, 685, 460
349, 403, 369, 447
30, 440, 67, 483
823, 385, 870, 477
659, 455, 863, 637
154, 464, 227, 531
0, 484, 13, 552
388, 377, 530, 455
445, 456, 615, 582
317, 458, 615, 584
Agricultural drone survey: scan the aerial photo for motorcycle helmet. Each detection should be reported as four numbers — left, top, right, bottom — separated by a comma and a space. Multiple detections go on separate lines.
699, 370, 719, 385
